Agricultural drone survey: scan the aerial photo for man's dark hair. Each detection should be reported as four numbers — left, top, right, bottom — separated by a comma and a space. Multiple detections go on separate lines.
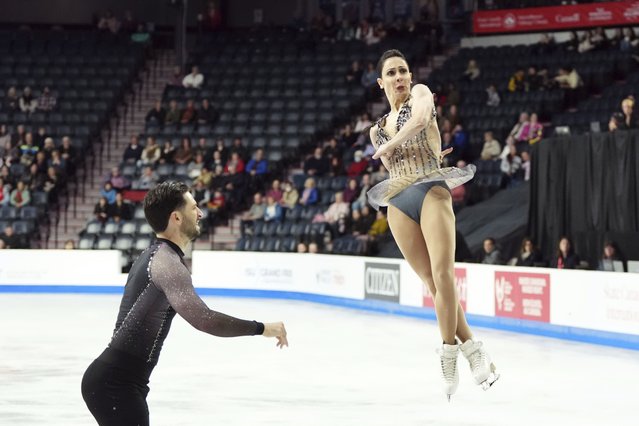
143, 181, 189, 233
376, 49, 407, 76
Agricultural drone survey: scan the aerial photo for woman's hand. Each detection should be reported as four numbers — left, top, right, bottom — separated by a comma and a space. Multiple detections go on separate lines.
372, 143, 395, 160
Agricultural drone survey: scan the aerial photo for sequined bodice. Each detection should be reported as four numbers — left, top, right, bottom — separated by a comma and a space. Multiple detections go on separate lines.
376, 99, 440, 180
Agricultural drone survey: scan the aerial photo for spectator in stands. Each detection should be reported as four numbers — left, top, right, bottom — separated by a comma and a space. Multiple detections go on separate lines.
48, 150, 66, 177
230, 137, 248, 162
167, 66, 184, 87
94, 197, 110, 223
562, 31, 579, 52
213, 138, 228, 164
280, 180, 299, 210
164, 100, 181, 126
123, 136, 143, 164
187, 152, 206, 179
343, 178, 359, 204
97, 10, 120, 34
138, 166, 159, 190
345, 61, 363, 86
0, 225, 22, 248
159, 140, 175, 164
11, 124, 26, 146
0, 166, 13, 189
480, 238, 502, 265
109, 192, 132, 223
197, 99, 219, 125
507, 111, 530, 144
451, 160, 468, 211
0, 239, 5, 249
445, 104, 461, 129
240, 193, 265, 236
321, 191, 349, 224
328, 156, 345, 176
266, 179, 282, 202
297, 242, 308, 253
43, 167, 61, 203
145, 100, 166, 126
500, 145, 522, 188
140, 137, 161, 166
24, 163, 44, 192
192, 180, 210, 208
0, 125, 10, 148
182, 66, 204, 89
578, 31, 594, 53
371, 164, 388, 185
60, 136, 76, 176
347, 209, 370, 238
486, 84, 500, 107
222, 163, 246, 210
446, 83, 461, 106
0, 177, 9, 206
347, 150, 368, 177
350, 173, 371, 211
620, 27, 638, 52
590, 27, 608, 50
106, 167, 131, 191
174, 137, 193, 165
245, 148, 268, 176
508, 69, 525, 92
36, 87, 56, 112
19, 133, 39, 165
207, 189, 226, 226
41, 137, 56, 161
520, 151, 531, 181
263, 195, 283, 223
180, 99, 198, 125
354, 113, 372, 133
199, 1, 223, 31
336, 20, 355, 40
515, 237, 543, 267
304, 147, 329, 176
5, 87, 19, 112
308, 242, 320, 254
360, 62, 378, 89
551, 236, 581, 269
100, 182, 117, 204
208, 150, 225, 171
451, 124, 468, 158
554, 66, 582, 90
524, 66, 541, 92
33, 126, 47, 150
526, 113, 543, 145
299, 177, 318, 206
480, 131, 501, 161
534, 33, 556, 55
19, 87, 37, 114
463, 59, 480, 81
225, 151, 245, 174
355, 20, 374, 43
609, 97, 636, 131
368, 210, 388, 240
10, 180, 30, 208
598, 241, 625, 272
196, 166, 213, 188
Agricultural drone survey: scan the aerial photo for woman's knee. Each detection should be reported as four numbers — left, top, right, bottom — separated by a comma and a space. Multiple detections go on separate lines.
431, 268, 455, 291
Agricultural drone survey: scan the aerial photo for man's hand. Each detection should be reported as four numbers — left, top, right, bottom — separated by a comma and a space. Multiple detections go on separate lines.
263, 322, 288, 349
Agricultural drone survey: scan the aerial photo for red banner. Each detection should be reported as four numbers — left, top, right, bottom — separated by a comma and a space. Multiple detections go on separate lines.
473, 1, 639, 34
423, 267, 467, 311
494, 271, 550, 323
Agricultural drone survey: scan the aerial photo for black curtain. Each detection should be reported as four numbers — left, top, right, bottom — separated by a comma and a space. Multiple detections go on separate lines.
529, 130, 639, 268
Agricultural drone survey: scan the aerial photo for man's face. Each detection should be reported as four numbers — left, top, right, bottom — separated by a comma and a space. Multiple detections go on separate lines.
178, 192, 202, 241
484, 240, 494, 253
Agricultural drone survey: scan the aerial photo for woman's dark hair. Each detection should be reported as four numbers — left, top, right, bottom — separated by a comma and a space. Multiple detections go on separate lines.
556, 236, 573, 259
520, 237, 534, 254
143, 181, 189, 233
376, 49, 407, 76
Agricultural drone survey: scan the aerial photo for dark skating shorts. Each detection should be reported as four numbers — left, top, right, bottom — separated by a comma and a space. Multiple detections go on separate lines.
388, 181, 450, 225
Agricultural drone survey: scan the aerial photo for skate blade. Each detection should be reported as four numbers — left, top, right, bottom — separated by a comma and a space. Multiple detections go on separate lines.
480, 365, 500, 391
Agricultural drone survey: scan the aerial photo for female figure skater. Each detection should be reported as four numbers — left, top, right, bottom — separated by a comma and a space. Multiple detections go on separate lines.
369, 50, 498, 400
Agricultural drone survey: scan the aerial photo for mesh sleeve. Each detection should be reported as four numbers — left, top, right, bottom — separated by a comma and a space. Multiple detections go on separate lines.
150, 246, 261, 337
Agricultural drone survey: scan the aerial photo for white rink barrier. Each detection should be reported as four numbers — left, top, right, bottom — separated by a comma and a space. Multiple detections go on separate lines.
1, 250, 637, 350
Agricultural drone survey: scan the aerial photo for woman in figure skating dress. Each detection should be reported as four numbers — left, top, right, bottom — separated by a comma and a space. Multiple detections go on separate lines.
368, 50, 499, 400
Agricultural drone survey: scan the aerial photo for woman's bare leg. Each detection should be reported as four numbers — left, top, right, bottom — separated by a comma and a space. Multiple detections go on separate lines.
387, 199, 471, 343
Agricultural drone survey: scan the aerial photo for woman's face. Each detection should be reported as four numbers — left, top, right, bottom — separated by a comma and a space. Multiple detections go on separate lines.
378, 56, 411, 99
559, 238, 570, 253
348, 179, 357, 189
604, 245, 615, 258
524, 240, 533, 252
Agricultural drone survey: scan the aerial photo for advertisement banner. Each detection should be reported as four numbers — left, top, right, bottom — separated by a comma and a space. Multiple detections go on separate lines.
423, 267, 467, 311
473, 2, 639, 34
494, 271, 550, 322
364, 262, 400, 302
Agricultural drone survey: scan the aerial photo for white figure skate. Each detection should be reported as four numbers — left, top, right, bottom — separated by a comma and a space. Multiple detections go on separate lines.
437, 342, 460, 401
460, 339, 500, 390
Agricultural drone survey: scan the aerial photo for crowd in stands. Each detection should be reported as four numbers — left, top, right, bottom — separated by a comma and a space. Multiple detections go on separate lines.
477, 235, 630, 272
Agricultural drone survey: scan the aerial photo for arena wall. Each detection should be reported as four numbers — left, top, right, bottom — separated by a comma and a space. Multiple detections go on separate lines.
1, 250, 637, 350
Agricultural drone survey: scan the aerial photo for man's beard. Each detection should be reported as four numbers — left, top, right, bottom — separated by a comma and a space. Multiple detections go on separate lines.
181, 219, 201, 241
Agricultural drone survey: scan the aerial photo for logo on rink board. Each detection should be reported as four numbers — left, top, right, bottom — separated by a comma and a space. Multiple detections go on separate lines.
423, 267, 467, 311
364, 262, 400, 302
494, 271, 550, 322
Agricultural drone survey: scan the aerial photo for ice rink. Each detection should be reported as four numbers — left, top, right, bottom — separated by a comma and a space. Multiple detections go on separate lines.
1, 293, 637, 426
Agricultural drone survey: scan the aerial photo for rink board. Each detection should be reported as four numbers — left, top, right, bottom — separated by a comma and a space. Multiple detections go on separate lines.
0, 250, 638, 350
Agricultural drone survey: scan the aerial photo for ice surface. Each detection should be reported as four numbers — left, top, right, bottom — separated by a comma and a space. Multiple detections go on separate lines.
0, 294, 637, 426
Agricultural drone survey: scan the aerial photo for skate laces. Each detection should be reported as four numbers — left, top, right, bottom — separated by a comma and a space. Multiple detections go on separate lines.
438, 349, 458, 382
466, 342, 485, 371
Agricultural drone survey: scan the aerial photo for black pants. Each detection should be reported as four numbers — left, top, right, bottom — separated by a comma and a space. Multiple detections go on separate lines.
81, 348, 154, 426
